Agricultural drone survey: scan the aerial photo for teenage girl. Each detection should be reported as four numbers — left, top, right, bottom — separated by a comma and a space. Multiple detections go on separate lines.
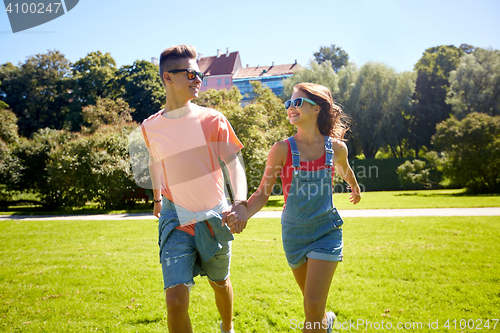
244, 82, 361, 333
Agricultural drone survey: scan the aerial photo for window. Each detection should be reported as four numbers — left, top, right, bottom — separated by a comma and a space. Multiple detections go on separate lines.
217, 79, 221, 85
203, 79, 207, 86
225, 78, 230, 85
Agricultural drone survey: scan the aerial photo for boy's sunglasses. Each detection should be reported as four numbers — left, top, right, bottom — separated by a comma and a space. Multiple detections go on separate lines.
284, 97, 318, 110
168, 69, 204, 81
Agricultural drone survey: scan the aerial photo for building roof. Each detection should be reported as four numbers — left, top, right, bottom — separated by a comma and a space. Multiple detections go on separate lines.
198, 51, 242, 76
234, 63, 302, 79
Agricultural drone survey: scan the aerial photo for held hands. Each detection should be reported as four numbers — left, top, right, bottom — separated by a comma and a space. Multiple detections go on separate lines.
347, 185, 361, 205
222, 202, 248, 234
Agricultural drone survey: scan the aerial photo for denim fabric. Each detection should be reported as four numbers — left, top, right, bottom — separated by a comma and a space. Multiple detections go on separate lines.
160, 229, 231, 289
173, 199, 229, 226
281, 136, 344, 269
158, 197, 234, 289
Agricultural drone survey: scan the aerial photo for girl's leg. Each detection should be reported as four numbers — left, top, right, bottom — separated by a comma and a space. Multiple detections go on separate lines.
292, 259, 338, 333
291, 260, 308, 295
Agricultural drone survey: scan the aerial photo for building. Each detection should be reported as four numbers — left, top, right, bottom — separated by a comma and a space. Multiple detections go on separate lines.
232, 61, 302, 104
194, 49, 302, 104
198, 48, 242, 92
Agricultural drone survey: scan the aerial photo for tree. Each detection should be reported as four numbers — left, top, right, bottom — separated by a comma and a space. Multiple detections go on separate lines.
447, 48, 500, 118
114, 60, 164, 122
70, 51, 117, 105
0, 62, 18, 99
283, 60, 339, 101
410, 45, 463, 155
64, 51, 118, 130
314, 44, 349, 73
382, 71, 417, 158
432, 112, 500, 192
344, 62, 404, 158
0, 50, 71, 137
460, 44, 477, 54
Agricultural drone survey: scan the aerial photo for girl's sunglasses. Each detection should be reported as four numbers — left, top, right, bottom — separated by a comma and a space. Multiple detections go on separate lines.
284, 97, 317, 110
168, 69, 204, 81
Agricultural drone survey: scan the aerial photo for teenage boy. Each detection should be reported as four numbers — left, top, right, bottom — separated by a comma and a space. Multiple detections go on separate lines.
141, 45, 248, 333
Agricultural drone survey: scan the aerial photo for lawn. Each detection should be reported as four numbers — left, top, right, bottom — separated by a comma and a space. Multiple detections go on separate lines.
2, 189, 500, 216
265, 189, 500, 211
1, 215, 499, 332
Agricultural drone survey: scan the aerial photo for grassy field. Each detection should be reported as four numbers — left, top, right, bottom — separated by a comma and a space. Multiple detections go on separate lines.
2, 189, 500, 216
1, 215, 499, 332
266, 189, 500, 211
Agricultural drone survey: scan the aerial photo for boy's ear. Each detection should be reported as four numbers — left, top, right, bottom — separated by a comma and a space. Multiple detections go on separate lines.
163, 72, 172, 83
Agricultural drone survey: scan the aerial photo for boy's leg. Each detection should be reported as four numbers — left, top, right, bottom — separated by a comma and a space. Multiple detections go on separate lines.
165, 284, 192, 333
209, 278, 233, 332
160, 229, 197, 333
203, 241, 233, 332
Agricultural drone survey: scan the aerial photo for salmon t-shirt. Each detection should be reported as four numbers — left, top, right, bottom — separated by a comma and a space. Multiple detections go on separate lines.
141, 104, 243, 235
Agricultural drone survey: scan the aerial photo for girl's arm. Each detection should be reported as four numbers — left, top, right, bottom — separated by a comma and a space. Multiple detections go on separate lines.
247, 141, 288, 218
332, 140, 361, 205
225, 152, 248, 233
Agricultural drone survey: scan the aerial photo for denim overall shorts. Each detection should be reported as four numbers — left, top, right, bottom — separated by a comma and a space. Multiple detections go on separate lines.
281, 136, 344, 269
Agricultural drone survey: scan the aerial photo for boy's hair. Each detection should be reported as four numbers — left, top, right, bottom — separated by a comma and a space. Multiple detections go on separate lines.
159, 45, 198, 85
293, 82, 350, 140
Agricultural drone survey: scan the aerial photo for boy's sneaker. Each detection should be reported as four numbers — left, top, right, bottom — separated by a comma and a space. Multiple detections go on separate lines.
220, 322, 234, 333
326, 311, 336, 333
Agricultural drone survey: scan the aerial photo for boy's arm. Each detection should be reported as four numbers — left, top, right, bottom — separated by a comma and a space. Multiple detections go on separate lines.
224, 151, 248, 233
149, 156, 163, 218
332, 141, 361, 205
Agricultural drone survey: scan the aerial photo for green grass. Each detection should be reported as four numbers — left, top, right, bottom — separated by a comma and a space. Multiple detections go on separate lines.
1, 216, 499, 332
263, 189, 500, 211
3, 189, 498, 216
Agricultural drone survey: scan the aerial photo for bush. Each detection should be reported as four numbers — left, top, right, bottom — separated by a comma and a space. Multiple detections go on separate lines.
0, 107, 19, 144
81, 97, 134, 134
0, 140, 24, 205
432, 112, 500, 192
396, 152, 442, 189
8, 124, 142, 210
42, 124, 140, 209
85, 125, 140, 209
12, 128, 74, 200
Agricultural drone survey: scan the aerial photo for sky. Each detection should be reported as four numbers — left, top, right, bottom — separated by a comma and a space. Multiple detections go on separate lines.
1, 0, 499, 73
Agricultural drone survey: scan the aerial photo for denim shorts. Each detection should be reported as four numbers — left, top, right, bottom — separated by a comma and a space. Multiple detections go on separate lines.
161, 228, 231, 290
281, 208, 344, 269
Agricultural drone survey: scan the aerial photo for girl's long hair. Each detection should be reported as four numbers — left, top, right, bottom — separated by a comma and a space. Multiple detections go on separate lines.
293, 83, 349, 140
